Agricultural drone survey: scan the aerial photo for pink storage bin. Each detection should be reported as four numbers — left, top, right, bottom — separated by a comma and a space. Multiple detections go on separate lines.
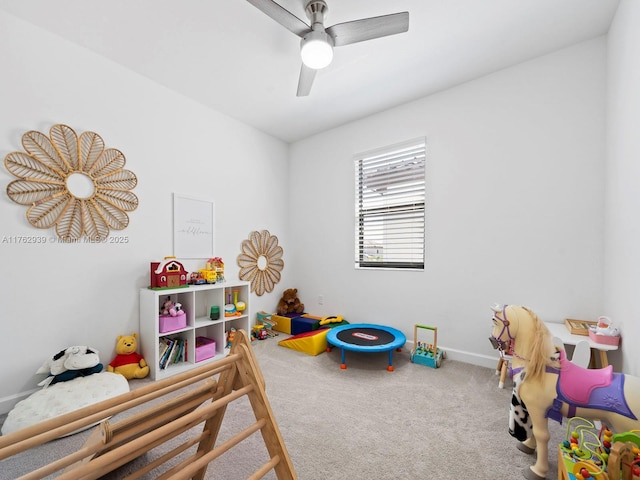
195, 336, 216, 362
159, 311, 187, 333
588, 329, 620, 346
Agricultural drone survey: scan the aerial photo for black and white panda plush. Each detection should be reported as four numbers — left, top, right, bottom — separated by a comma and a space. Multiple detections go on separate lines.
36, 346, 103, 387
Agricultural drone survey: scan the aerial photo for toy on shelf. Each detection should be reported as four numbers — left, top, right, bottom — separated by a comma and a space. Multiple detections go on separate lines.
226, 328, 236, 349
160, 297, 182, 316
208, 257, 225, 283
588, 316, 621, 346
150, 256, 189, 290
410, 324, 444, 368
233, 290, 246, 313
224, 292, 241, 317
159, 296, 187, 333
198, 258, 218, 284
489, 304, 640, 480
189, 271, 207, 285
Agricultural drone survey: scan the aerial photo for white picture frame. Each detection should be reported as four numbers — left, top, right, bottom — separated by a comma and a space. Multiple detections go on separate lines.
172, 193, 215, 258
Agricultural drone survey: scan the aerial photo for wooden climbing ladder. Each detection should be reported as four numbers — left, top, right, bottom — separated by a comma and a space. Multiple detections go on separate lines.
0, 329, 296, 480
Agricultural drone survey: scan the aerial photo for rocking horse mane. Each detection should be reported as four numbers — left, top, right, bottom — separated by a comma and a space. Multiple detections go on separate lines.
520, 306, 553, 384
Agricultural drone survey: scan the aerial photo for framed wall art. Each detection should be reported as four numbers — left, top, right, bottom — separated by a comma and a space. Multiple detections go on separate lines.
172, 193, 214, 258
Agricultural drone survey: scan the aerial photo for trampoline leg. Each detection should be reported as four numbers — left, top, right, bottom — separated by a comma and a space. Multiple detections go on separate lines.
387, 350, 394, 372
340, 348, 347, 369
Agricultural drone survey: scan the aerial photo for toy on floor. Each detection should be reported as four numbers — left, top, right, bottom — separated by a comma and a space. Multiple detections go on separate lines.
410, 324, 444, 368
107, 333, 150, 380
557, 417, 640, 479
489, 304, 640, 480
276, 288, 304, 315
326, 323, 406, 372
36, 345, 103, 387
252, 324, 269, 340
320, 315, 343, 326
279, 328, 331, 356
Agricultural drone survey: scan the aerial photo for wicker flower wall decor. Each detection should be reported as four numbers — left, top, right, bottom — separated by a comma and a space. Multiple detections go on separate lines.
4, 124, 138, 241
237, 230, 284, 296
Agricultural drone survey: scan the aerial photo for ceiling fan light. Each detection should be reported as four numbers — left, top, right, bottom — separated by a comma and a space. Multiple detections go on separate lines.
301, 31, 334, 70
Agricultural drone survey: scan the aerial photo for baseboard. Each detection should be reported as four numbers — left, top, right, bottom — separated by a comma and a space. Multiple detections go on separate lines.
0, 388, 38, 415
437, 346, 499, 370
405, 340, 499, 370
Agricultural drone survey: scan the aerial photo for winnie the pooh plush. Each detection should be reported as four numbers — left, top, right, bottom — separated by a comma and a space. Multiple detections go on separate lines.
107, 333, 149, 380
276, 288, 305, 315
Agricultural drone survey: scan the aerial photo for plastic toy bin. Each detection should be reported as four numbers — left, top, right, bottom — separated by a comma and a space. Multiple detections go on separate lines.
159, 311, 187, 333
195, 337, 216, 363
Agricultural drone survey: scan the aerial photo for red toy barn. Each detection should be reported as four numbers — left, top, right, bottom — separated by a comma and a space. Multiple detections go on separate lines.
150, 257, 189, 289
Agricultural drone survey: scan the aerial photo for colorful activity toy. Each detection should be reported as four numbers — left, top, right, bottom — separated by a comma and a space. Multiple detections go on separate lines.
557, 417, 640, 480
410, 324, 444, 368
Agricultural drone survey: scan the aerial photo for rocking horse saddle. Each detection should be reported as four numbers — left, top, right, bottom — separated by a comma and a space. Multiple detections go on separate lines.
548, 351, 637, 422
558, 352, 613, 404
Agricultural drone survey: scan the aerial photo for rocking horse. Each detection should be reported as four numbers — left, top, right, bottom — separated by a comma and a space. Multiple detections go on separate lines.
489, 304, 640, 480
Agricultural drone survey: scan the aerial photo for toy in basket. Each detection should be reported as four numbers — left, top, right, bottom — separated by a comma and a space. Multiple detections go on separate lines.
411, 324, 444, 368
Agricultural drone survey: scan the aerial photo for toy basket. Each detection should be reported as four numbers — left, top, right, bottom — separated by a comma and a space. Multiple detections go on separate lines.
410, 324, 444, 368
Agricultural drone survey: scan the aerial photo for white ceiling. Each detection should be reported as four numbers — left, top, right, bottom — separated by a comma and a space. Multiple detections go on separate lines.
0, 0, 620, 143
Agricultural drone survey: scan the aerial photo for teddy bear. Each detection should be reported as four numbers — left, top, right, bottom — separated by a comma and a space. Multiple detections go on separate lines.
107, 333, 150, 380
276, 288, 305, 315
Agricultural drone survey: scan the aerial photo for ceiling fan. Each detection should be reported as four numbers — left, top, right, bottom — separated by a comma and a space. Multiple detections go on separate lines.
246, 0, 410, 96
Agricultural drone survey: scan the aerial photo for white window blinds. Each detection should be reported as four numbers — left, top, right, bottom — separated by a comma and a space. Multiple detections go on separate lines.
355, 138, 426, 270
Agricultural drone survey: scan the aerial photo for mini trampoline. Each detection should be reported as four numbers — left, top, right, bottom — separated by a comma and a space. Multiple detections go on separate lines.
326, 323, 406, 371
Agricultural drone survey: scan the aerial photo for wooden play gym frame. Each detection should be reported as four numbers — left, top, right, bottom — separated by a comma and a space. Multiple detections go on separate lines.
0, 329, 296, 479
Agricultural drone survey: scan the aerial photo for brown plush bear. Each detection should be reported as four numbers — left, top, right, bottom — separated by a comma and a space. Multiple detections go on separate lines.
276, 288, 305, 315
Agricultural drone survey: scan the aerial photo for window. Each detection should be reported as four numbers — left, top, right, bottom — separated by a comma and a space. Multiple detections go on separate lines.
355, 138, 426, 270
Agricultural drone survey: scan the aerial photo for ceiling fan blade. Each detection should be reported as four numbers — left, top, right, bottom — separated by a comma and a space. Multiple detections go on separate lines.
246, 0, 310, 37
326, 12, 409, 47
296, 64, 317, 97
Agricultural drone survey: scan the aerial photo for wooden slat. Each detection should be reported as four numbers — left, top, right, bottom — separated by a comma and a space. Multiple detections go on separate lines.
0, 330, 297, 480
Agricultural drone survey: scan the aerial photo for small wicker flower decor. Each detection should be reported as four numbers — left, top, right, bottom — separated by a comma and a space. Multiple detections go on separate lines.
4, 124, 138, 241
237, 230, 284, 296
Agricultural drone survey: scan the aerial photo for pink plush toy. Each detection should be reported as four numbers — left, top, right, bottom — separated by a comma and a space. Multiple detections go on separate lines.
160, 297, 182, 317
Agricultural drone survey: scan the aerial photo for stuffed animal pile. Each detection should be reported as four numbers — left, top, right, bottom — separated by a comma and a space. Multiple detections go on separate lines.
276, 288, 305, 315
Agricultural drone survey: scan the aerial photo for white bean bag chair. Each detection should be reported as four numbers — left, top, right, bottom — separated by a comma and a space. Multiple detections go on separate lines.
1, 372, 130, 436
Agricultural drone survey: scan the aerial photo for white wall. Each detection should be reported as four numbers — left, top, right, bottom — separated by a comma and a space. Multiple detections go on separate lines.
604, 0, 640, 376
0, 10, 291, 412
2, 6, 633, 416
288, 38, 607, 368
